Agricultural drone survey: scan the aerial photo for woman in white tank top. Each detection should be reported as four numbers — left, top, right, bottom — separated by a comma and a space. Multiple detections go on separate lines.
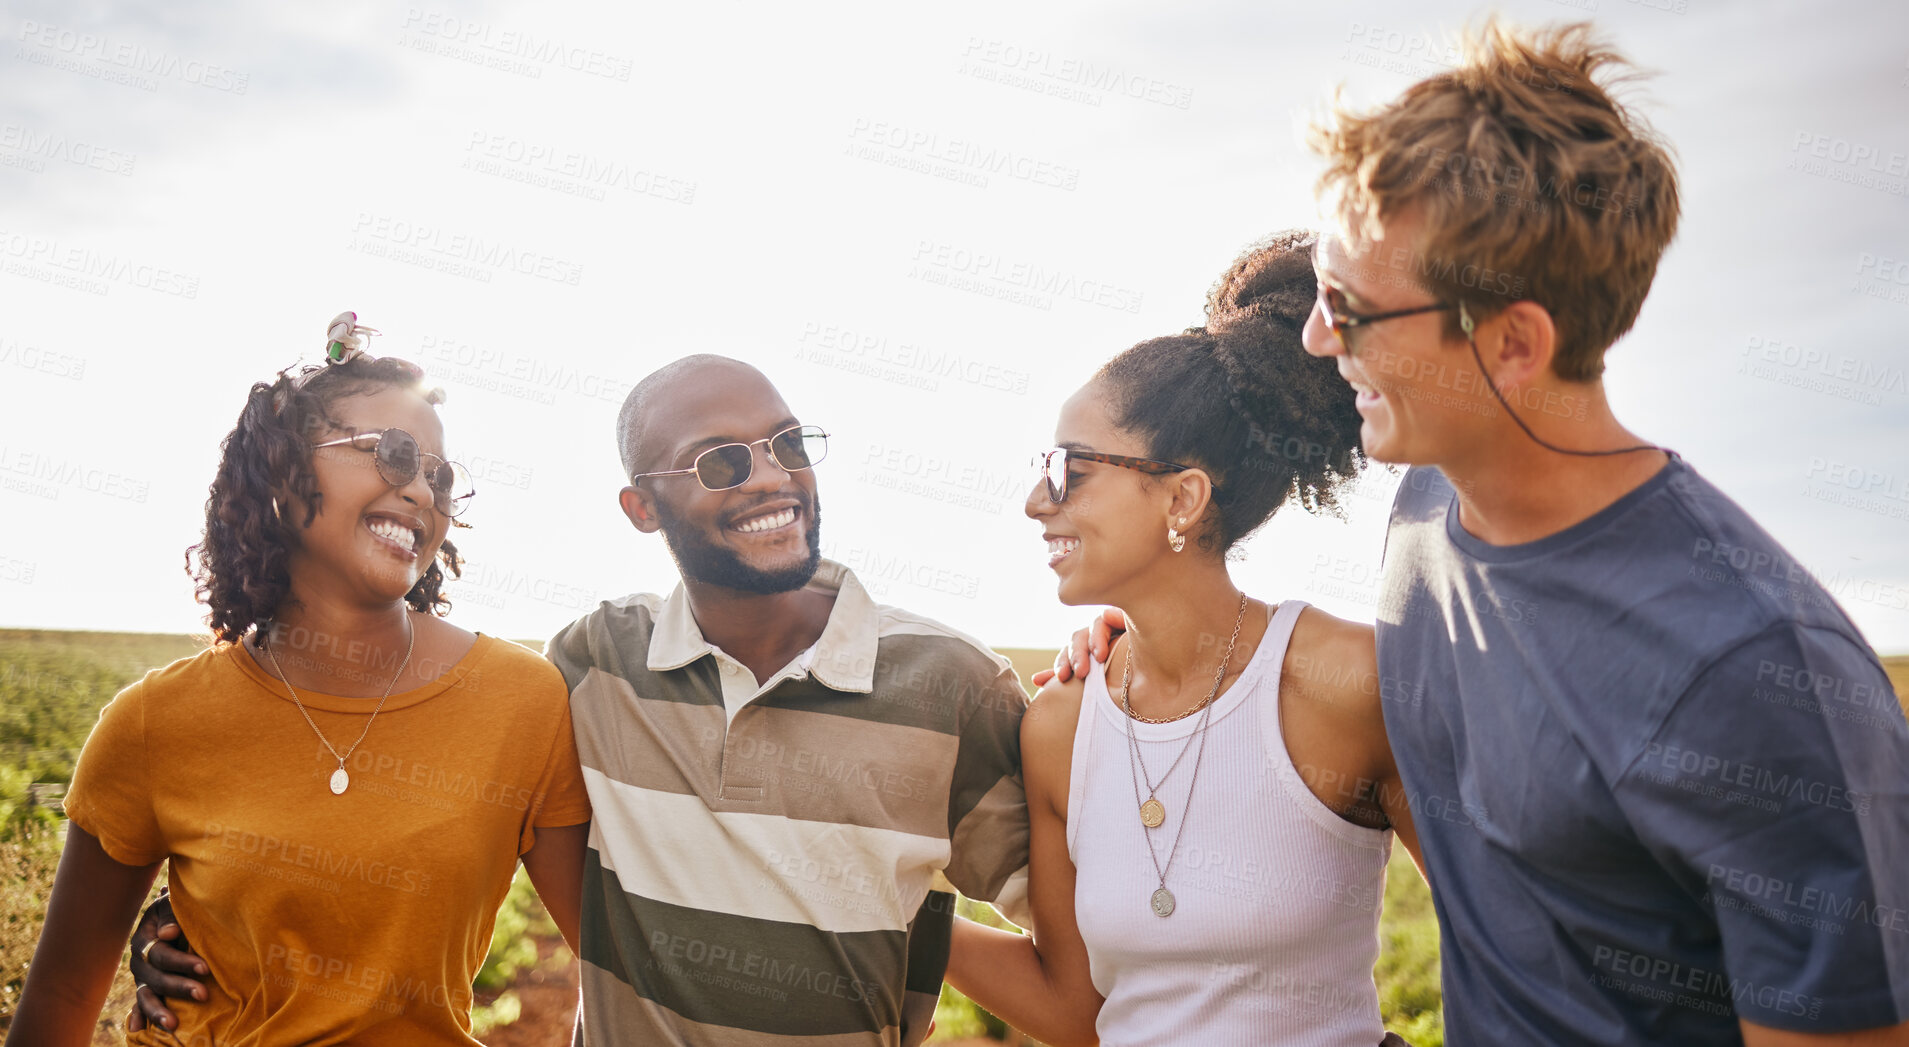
945, 232, 1422, 1047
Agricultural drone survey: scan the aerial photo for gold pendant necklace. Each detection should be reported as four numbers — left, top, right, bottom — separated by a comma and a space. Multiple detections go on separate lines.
264, 617, 416, 795
1121, 593, 1249, 829
1122, 593, 1250, 916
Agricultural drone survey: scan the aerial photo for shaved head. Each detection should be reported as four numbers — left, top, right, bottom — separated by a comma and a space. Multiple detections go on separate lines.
616, 354, 765, 479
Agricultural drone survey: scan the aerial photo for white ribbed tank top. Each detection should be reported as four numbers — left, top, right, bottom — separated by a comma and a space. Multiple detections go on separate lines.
1067, 599, 1392, 1047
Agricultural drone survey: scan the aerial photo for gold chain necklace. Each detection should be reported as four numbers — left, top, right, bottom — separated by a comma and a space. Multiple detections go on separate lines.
1119, 600, 1254, 726
1121, 592, 1249, 916
264, 617, 415, 795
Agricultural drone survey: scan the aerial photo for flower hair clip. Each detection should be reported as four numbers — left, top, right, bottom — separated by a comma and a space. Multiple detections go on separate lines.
324, 311, 381, 363
275, 310, 446, 409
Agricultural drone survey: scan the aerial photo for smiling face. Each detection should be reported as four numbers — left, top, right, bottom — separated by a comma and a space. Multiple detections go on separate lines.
1025, 381, 1183, 608
625, 363, 822, 594
1301, 212, 1490, 466
285, 385, 451, 604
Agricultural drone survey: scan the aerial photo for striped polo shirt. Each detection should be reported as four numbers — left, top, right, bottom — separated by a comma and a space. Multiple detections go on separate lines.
545, 560, 1031, 1046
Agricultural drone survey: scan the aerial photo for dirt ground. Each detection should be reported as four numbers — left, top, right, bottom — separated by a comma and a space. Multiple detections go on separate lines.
474, 935, 579, 1047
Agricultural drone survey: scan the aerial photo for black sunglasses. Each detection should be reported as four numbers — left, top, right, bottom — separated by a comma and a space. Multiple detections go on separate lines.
633, 425, 829, 491
1310, 239, 1456, 351
1031, 447, 1191, 504
311, 427, 476, 518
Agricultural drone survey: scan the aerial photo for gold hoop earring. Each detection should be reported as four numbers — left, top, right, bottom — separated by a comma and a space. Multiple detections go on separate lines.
1168, 519, 1186, 553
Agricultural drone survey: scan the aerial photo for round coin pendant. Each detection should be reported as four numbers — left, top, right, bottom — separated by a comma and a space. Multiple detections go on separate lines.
329, 767, 349, 795
1139, 798, 1165, 828
1150, 887, 1175, 917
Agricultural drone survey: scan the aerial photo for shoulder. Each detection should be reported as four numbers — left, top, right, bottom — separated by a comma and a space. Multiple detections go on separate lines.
1285, 604, 1379, 712
1022, 676, 1087, 758
1633, 624, 1900, 776
553, 592, 667, 644
544, 593, 666, 673
1020, 677, 1088, 818
444, 635, 567, 711
129, 644, 234, 704
1282, 605, 1390, 776
85, 643, 226, 742
873, 605, 1024, 713
151, 641, 228, 680
1634, 463, 1876, 670
876, 605, 1015, 675
475, 633, 563, 677
1686, 619, 1890, 703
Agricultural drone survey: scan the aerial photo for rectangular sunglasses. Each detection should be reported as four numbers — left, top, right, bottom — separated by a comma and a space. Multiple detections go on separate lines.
633, 425, 829, 491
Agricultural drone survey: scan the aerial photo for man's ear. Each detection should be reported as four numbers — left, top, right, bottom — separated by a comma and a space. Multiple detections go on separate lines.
1477, 300, 1558, 391
619, 486, 662, 534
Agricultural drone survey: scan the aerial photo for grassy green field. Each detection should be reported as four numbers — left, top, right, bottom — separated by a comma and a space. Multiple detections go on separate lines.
0, 630, 204, 1042
2, 630, 1903, 1044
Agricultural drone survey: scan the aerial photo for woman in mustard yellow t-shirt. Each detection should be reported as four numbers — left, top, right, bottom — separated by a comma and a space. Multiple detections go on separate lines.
6, 316, 592, 1047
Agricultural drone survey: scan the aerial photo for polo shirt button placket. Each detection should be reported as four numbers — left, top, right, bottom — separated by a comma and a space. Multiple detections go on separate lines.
720, 705, 767, 803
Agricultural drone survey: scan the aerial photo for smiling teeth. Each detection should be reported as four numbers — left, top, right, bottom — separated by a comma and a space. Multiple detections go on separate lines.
734, 508, 796, 533
1048, 537, 1079, 556
368, 519, 417, 552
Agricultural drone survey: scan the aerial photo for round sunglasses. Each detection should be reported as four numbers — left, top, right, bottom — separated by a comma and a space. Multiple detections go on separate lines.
632, 425, 829, 491
310, 427, 476, 517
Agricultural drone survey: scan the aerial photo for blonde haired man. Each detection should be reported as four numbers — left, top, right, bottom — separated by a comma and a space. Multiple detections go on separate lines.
1304, 19, 1908, 1047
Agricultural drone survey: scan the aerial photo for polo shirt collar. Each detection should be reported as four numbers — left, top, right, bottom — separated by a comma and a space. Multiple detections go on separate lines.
645, 559, 879, 694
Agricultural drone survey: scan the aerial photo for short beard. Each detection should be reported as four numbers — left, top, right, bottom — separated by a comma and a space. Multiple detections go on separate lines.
654, 493, 823, 595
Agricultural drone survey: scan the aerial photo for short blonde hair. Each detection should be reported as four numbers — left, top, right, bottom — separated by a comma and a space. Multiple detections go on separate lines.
1310, 19, 1680, 381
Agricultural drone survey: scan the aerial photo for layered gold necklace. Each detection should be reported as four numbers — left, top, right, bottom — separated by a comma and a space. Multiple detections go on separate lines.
1120, 592, 1249, 917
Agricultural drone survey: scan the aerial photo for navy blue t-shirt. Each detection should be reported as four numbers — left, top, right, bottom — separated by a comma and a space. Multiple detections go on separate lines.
1378, 458, 1909, 1044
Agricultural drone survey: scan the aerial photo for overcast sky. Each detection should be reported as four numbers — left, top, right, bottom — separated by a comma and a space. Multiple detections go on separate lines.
2, 0, 1906, 653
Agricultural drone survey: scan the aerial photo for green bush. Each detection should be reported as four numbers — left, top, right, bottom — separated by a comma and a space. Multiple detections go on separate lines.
468, 865, 575, 1035
0, 632, 205, 1039
475, 867, 554, 992
470, 990, 523, 1035
1375, 849, 1443, 1047
0, 829, 64, 1025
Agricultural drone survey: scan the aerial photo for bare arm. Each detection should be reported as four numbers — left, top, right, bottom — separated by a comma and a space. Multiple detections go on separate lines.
1740, 1019, 1909, 1045
521, 822, 589, 955
1283, 609, 1424, 876
6, 825, 162, 1047
943, 682, 1102, 1047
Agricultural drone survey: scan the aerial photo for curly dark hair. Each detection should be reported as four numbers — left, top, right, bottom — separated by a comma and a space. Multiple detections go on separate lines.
185, 357, 463, 645
1094, 230, 1365, 554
